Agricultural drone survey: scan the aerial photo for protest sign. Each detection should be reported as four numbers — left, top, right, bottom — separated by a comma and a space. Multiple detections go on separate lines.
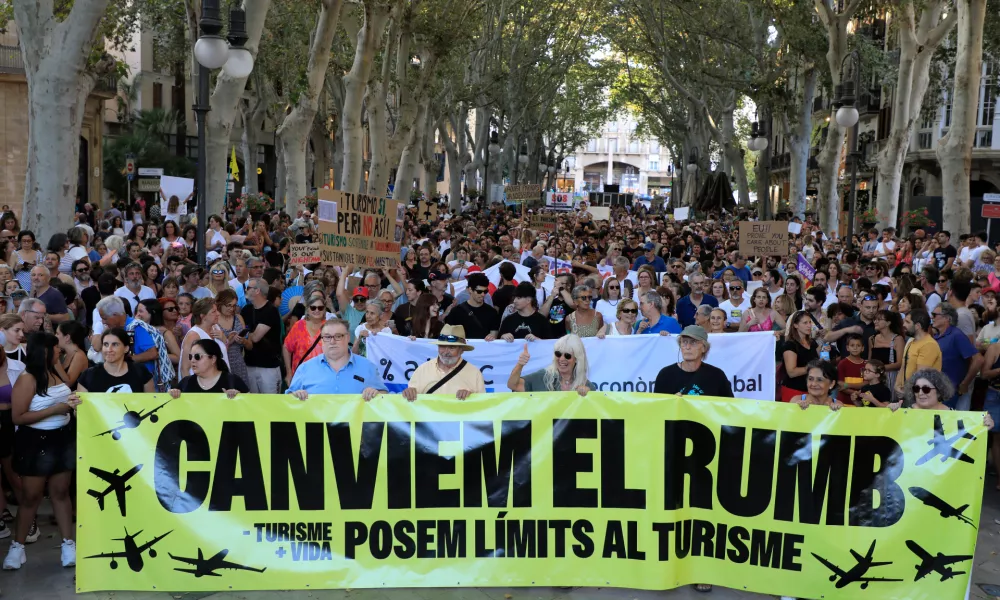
159, 176, 193, 216
797, 252, 816, 282
79, 387, 984, 599
317, 189, 402, 268
416, 199, 438, 222
590, 206, 611, 221
545, 191, 573, 210
289, 243, 321, 265
529, 213, 558, 232
788, 222, 803, 234
506, 184, 541, 204
739, 221, 788, 256
674, 206, 690, 221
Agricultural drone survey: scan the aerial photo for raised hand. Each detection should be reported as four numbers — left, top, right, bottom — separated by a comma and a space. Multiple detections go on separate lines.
517, 343, 530, 366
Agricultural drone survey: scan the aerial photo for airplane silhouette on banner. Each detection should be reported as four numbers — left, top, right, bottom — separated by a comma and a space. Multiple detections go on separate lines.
93, 401, 170, 441
906, 540, 973, 582
87, 464, 143, 517
916, 415, 977, 466
169, 548, 267, 577
908, 486, 976, 528
84, 528, 172, 572
812, 540, 903, 589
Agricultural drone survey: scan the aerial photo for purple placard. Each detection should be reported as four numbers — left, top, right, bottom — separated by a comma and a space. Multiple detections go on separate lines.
797, 253, 815, 282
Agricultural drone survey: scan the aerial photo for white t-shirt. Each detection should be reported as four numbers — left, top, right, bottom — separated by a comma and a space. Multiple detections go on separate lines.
718, 297, 751, 325
114, 285, 156, 313
875, 240, 896, 255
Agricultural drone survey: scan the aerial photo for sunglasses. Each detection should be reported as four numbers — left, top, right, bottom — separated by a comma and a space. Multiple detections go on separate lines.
163, 306, 178, 312
211, 269, 225, 275
188, 353, 206, 361
309, 305, 326, 312
938, 279, 948, 284
472, 288, 489, 294
75, 268, 90, 274
862, 295, 877, 302
577, 296, 592, 301
730, 287, 743, 291
353, 297, 367, 302
554, 351, 574, 360
437, 334, 462, 343
620, 308, 638, 314
911, 385, 936, 395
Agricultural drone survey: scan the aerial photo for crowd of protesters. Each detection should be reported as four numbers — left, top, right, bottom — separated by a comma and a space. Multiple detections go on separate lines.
0, 196, 994, 600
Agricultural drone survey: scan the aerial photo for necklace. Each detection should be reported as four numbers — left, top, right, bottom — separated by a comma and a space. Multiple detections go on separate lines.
197, 372, 222, 388
607, 299, 620, 307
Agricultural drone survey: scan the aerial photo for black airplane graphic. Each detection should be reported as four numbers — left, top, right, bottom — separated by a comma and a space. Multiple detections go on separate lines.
85, 528, 172, 572
908, 486, 976, 528
94, 400, 170, 440
916, 415, 977, 466
169, 548, 267, 577
87, 464, 143, 517
812, 540, 903, 589
906, 540, 973, 581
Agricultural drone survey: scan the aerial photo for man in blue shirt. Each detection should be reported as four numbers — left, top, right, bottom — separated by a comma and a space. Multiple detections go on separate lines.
287, 319, 387, 400
636, 290, 682, 334
931, 304, 983, 411
95, 296, 157, 374
675, 273, 718, 327
632, 242, 667, 272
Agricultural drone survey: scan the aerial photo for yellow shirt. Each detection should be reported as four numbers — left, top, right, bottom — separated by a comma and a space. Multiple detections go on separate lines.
899, 335, 942, 386
409, 359, 486, 395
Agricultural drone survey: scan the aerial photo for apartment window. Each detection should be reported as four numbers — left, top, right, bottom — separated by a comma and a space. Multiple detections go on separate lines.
980, 64, 996, 127
944, 91, 953, 127
587, 139, 597, 152
649, 159, 659, 171
918, 132, 932, 150
608, 122, 618, 132
608, 138, 618, 152
629, 139, 639, 153
153, 83, 163, 109
650, 140, 660, 153
975, 129, 993, 148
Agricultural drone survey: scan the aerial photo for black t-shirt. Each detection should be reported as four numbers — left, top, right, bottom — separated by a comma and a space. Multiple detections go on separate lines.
410, 264, 431, 281
78, 362, 152, 393
934, 245, 957, 270
445, 302, 499, 339
653, 363, 733, 397
546, 297, 574, 327
81, 286, 101, 329
294, 233, 314, 244
241, 303, 282, 368
492, 284, 516, 315
781, 339, 819, 392
859, 383, 892, 407
177, 372, 250, 394
498, 311, 551, 339
392, 302, 415, 336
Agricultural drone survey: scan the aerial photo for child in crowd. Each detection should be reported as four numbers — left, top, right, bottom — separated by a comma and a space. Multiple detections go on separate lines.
837, 333, 866, 395
851, 359, 892, 407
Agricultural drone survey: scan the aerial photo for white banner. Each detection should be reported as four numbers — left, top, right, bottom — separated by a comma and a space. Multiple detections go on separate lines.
545, 191, 573, 210
366, 331, 775, 399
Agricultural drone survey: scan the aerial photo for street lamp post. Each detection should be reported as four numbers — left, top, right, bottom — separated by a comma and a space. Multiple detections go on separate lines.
516, 139, 528, 184
834, 50, 862, 251
485, 130, 499, 203
193, 0, 254, 266
685, 149, 699, 207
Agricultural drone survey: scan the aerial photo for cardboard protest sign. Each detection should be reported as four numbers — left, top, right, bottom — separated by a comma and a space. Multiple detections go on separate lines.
739, 221, 788, 257
289, 243, 321, 265
318, 189, 402, 268
416, 199, 438, 222
506, 184, 542, 204
529, 214, 558, 232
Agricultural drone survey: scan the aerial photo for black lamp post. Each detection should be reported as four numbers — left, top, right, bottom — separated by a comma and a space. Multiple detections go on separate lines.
193, 0, 254, 266
834, 50, 861, 250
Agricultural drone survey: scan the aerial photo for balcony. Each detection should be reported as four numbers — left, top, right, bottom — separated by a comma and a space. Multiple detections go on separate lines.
0, 44, 24, 74
859, 89, 881, 116
92, 73, 118, 98
812, 96, 828, 114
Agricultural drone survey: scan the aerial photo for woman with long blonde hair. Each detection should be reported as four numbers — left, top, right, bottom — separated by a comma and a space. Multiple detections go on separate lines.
206, 260, 233, 296
507, 334, 594, 395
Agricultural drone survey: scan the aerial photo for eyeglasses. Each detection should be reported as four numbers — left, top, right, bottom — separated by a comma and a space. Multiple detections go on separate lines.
471, 288, 489, 294
554, 351, 574, 360
911, 385, 936, 395
608, 285, 620, 290
309, 305, 326, 312
864, 368, 882, 375
577, 295, 592, 301
931, 311, 943, 318
188, 353, 205, 361
321, 333, 347, 342
164, 306, 178, 312
620, 308, 638, 314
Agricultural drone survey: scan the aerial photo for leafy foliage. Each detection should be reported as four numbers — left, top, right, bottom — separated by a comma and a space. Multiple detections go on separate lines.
103, 110, 195, 201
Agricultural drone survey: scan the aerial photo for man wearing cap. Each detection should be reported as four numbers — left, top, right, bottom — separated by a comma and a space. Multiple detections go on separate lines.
403, 325, 486, 400
178, 264, 213, 300
632, 242, 667, 273
653, 325, 733, 397
114, 262, 157, 313
336, 278, 371, 343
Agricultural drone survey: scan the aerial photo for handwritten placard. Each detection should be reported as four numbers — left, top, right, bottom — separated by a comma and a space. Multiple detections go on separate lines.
529, 214, 558, 232
506, 184, 542, 204
290, 243, 321, 265
739, 221, 788, 257
318, 189, 402, 268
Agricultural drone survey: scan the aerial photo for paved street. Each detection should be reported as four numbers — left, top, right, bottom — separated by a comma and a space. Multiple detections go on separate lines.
6, 490, 1000, 600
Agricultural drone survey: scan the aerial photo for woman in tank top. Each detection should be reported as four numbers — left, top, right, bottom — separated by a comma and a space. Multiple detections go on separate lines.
4, 332, 79, 570
597, 299, 639, 337
179, 298, 229, 377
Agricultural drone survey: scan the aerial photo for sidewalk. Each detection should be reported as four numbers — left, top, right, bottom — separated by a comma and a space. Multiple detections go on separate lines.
5, 490, 1000, 600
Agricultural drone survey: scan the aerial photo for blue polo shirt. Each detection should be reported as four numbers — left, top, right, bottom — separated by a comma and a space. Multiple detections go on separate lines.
286, 353, 387, 395
635, 314, 681, 334
632, 255, 667, 272
676, 294, 719, 327
934, 325, 979, 391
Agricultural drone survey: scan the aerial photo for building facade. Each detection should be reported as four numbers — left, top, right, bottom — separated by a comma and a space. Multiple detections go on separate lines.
566, 115, 674, 197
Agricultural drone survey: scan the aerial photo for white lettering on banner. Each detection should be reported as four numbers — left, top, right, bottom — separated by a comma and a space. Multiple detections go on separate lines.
366, 332, 775, 400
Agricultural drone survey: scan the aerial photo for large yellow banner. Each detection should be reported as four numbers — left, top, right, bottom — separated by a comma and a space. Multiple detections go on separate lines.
76, 392, 985, 599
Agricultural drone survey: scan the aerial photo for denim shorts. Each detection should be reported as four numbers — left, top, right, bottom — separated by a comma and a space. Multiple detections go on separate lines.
12, 423, 75, 477
985, 389, 1000, 434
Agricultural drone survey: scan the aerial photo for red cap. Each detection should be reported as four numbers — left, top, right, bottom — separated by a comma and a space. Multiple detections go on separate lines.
352, 287, 369, 298
466, 265, 483, 274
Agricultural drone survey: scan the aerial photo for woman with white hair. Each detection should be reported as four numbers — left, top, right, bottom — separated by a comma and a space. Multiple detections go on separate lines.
506, 334, 595, 395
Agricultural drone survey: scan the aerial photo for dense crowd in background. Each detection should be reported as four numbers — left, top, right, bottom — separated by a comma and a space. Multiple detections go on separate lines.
0, 195, 994, 599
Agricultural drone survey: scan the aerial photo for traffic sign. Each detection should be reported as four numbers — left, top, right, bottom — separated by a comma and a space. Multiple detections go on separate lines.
125, 154, 136, 182
982, 204, 1000, 219
984, 193, 1000, 203
226, 181, 235, 193
138, 167, 163, 177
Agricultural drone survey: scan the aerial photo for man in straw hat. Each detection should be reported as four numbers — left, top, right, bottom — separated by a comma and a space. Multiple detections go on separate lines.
403, 324, 485, 401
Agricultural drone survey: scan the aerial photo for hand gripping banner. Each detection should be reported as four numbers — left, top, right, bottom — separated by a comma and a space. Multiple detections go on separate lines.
366, 331, 776, 400
76, 392, 985, 599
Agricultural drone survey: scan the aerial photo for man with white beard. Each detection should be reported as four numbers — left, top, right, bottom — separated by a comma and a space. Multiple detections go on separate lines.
403, 325, 485, 400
